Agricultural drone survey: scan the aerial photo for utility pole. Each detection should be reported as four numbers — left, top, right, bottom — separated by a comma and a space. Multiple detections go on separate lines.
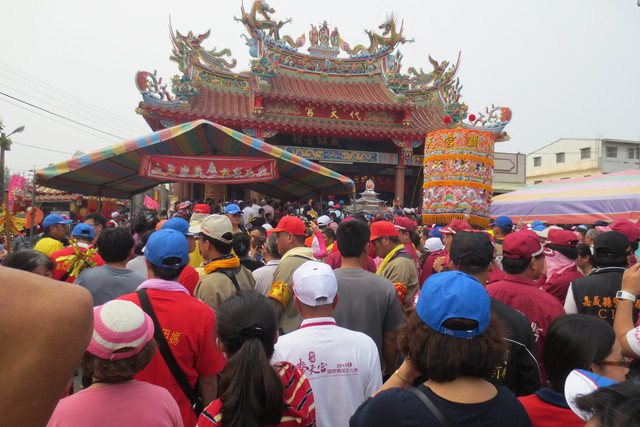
0, 123, 25, 206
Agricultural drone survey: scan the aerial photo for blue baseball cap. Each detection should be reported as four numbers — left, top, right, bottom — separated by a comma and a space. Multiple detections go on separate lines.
429, 226, 443, 239
224, 204, 241, 215
71, 223, 95, 239
43, 214, 73, 228
144, 229, 189, 269
530, 220, 546, 232
489, 216, 513, 230
416, 270, 490, 339
161, 217, 196, 236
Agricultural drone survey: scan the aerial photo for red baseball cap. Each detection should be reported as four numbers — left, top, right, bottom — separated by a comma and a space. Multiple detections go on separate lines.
441, 218, 472, 235
546, 229, 579, 247
597, 218, 640, 244
272, 216, 306, 236
394, 216, 414, 232
192, 203, 210, 214
503, 230, 553, 259
370, 221, 398, 241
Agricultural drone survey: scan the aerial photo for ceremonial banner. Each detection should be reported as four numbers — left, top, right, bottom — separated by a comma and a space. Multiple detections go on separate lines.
143, 195, 159, 210
140, 155, 278, 184
8, 175, 27, 211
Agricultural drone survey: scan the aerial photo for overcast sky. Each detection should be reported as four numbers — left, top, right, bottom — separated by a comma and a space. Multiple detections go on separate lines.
1, 0, 639, 177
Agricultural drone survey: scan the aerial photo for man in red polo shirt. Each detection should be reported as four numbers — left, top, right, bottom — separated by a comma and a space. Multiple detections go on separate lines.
118, 229, 226, 427
486, 229, 565, 384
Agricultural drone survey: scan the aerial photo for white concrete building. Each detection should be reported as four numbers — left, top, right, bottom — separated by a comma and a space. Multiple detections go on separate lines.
526, 138, 640, 185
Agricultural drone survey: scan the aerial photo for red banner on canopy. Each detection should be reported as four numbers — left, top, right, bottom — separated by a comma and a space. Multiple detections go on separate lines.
139, 155, 279, 183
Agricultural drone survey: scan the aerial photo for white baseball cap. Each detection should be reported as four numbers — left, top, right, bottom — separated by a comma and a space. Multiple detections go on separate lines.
293, 261, 337, 306
189, 214, 233, 244
317, 215, 331, 227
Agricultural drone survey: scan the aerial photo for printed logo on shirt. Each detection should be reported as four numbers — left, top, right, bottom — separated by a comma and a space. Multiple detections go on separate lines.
530, 322, 543, 343
582, 296, 640, 320
295, 351, 358, 378
163, 328, 182, 345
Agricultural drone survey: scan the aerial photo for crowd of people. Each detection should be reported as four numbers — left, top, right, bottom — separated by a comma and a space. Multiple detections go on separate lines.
2, 196, 640, 426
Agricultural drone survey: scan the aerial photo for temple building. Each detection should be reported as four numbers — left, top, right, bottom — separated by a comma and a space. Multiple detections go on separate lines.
135, 1, 512, 205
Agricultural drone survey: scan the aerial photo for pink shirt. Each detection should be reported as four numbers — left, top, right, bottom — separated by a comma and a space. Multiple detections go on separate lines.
48, 381, 182, 426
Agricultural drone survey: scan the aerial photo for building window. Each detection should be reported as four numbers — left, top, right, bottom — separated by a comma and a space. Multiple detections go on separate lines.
606, 146, 617, 158
580, 147, 591, 160
533, 157, 541, 167
628, 147, 639, 159
556, 152, 565, 163
534, 180, 542, 185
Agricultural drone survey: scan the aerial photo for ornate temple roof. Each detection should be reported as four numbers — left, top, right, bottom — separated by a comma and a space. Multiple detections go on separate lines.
135, 1, 510, 142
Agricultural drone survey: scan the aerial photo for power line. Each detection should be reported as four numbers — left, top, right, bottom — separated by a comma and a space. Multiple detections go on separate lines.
11, 141, 74, 155
0, 76, 146, 137
0, 96, 120, 144
0, 90, 125, 139
0, 61, 148, 132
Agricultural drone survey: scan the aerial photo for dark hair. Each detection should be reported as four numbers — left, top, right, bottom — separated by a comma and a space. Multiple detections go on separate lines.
265, 233, 281, 259
134, 230, 154, 256
96, 228, 135, 263
201, 233, 232, 255
217, 291, 283, 427
2, 249, 56, 273
496, 226, 513, 237
82, 340, 157, 383
149, 260, 185, 281
575, 381, 640, 426
501, 256, 533, 275
577, 243, 592, 259
133, 222, 146, 235
546, 244, 578, 260
252, 226, 267, 237
544, 314, 615, 392
232, 233, 251, 257
321, 228, 336, 241
594, 252, 629, 268
388, 236, 401, 245
398, 309, 508, 383
84, 213, 107, 228
337, 220, 370, 258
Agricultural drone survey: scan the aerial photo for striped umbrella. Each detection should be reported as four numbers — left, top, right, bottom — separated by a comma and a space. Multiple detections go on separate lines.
490, 169, 640, 224
36, 120, 355, 200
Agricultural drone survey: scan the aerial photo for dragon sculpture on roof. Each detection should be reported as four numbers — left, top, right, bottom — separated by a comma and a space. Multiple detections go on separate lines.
169, 21, 237, 76
235, 0, 305, 49
341, 13, 414, 57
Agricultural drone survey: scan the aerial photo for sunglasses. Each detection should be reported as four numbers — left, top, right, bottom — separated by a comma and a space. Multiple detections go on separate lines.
596, 359, 633, 368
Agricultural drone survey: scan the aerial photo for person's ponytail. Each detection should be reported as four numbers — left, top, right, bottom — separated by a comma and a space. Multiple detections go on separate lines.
216, 291, 283, 426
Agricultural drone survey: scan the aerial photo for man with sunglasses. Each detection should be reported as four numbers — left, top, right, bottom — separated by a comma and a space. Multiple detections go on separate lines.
34, 214, 72, 256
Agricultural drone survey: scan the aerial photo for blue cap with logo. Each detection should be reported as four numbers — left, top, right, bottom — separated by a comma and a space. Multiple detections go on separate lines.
416, 270, 490, 339
161, 217, 196, 236
144, 229, 189, 269
72, 223, 95, 239
224, 204, 241, 215
43, 214, 73, 228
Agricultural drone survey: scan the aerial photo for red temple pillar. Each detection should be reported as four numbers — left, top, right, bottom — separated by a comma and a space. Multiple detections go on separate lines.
395, 165, 406, 207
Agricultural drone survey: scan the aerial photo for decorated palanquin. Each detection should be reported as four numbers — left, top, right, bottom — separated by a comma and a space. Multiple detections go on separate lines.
134, 1, 511, 205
